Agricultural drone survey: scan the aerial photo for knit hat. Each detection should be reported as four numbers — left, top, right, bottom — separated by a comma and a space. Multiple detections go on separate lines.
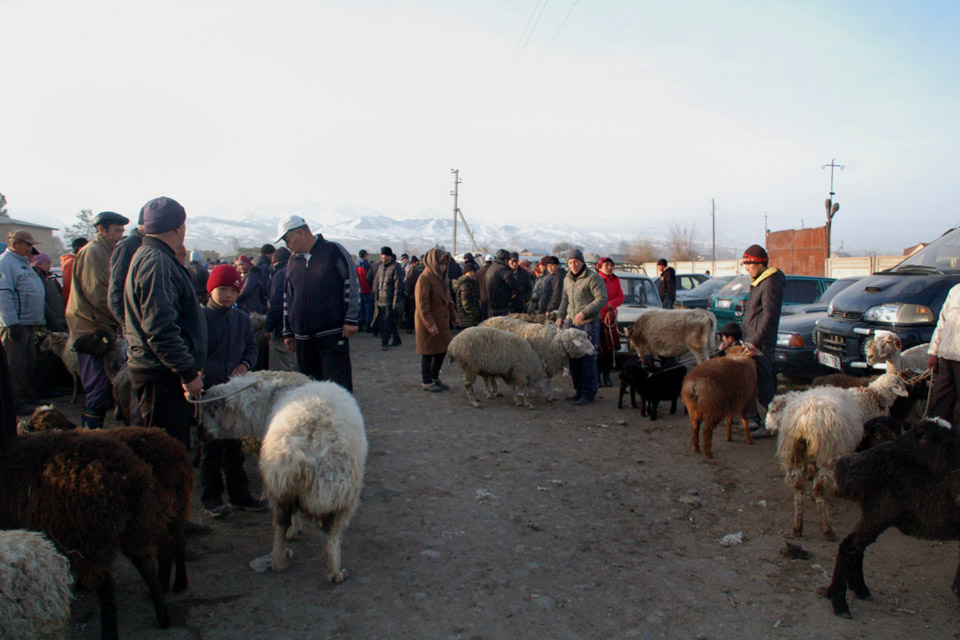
30, 252, 52, 267
596, 256, 614, 269
380, 246, 394, 257
141, 197, 186, 234
546, 255, 560, 265
235, 255, 252, 265
565, 249, 585, 262
742, 244, 769, 264
207, 264, 242, 293
656, 258, 667, 267
464, 263, 477, 274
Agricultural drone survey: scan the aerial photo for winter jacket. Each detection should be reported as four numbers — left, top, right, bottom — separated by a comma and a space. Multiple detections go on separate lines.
405, 264, 425, 297
265, 259, 288, 336
446, 259, 463, 282
477, 264, 491, 303
283, 234, 359, 339
201, 302, 258, 389
357, 265, 372, 295
538, 269, 566, 313
599, 271, 625, 324
742, 267, 786, 351
930, 283, 960, 361
108, 227, 143, 325
415, 248, 455, 356
530, 274, 546, 310
658, 266, 677, 303
187, 261, 209, 304
485, 259, 515, 314
0, 249, 45, 326
373, 260, 404, 310
124, 236, 208, 385
508, 268, 534, 313
558, 266, 608, 325
59, 253, 76, 303
236, 268, 265, 315
36, 270, 67, 332
66, 233, 118, 339
453, 274, 481, 327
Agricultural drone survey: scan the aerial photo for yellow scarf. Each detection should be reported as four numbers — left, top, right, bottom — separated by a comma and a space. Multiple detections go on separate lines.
750, 267, 780, 287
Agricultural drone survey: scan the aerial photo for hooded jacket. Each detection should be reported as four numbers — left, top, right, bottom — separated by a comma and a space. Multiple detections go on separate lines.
415, 248, 455, 355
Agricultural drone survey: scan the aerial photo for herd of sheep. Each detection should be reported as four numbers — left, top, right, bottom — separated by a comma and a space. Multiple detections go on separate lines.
4, 308, 960, 636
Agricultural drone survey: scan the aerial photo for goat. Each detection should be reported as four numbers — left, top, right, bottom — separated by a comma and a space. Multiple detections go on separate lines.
627, 308, 717, 365
618, 355, 686, 420
681, 352, 757, 458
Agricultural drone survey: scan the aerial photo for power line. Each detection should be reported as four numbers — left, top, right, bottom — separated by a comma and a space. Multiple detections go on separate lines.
510, 0, 545, 62
516, 0, 550, 64
536, 0, 580, 66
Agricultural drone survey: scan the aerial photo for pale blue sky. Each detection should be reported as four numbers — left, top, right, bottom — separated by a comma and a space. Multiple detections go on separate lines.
3, 0, 959, 252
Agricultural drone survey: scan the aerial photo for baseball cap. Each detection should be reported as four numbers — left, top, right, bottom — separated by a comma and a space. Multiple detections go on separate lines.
276, 215, 308, 243
8, 230, 39, 245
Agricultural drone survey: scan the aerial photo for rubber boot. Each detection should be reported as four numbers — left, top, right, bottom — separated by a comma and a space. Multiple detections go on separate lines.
81, 407, 107, 429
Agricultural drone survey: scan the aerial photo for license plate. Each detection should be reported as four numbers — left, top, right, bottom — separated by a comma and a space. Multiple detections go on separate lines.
717, 299, 731, 309
817, 351, 841, 370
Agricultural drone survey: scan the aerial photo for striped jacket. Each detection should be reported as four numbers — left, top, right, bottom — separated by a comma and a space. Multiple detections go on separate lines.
282, 234, 359, 340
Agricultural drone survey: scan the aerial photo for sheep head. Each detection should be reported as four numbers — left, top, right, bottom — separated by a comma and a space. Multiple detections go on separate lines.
199, 398, 239, 440
557, 328, 596, 358
866, 331, 901, 366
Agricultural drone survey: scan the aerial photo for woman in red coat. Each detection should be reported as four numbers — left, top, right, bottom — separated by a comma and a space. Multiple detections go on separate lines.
596, 257, 624, 387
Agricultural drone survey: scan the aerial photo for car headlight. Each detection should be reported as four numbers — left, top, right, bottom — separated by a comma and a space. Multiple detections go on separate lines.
862, 303, 935, 325
777, 332, 804, 347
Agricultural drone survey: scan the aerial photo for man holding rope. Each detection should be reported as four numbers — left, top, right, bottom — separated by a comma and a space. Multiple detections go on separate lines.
927, 282, 960, 421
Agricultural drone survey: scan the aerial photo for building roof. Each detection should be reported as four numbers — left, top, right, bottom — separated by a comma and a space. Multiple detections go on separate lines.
0, 217, 58, 230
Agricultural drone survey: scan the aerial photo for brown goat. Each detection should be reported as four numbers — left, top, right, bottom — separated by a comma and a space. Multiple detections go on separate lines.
681, 353, 757, 459
25, 406, 194, 593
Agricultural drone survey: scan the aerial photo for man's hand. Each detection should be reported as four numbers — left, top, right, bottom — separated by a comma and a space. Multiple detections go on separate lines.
428, 324, 439, 336
742, 342, 760, 357
183, 376, 203, 400
342, 325, 359, 338
573, 312, 586, 326
929, 355, 940, 375
284, 337, 296, 353
230, 363, 249, 377
555, 317, 563, 327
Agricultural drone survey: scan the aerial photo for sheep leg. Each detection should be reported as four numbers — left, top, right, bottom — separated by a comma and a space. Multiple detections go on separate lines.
789, 471, 806, 537
158, 542, 173, 592
725, 417, 733, 441
96, 573, 120, 640
812, 469, 837, 541
741, 416, 754, 445
286, 511, 303, 541
669, 396, 678, 415
826, 523, 884, 617
511, 382, 524, 407
640, 395, 648, 416
171, 529, 188, 593
702, 419, 719, 458
540, 376, 556, 401
129, 553, 172, 629
271, 502, 297, 572
522, 384, 535, 409
689, 414, 702, 453
320, 509, 351, 584
648, 399, 658, 421
617, 379, 628, 409
462, 372, 482, 408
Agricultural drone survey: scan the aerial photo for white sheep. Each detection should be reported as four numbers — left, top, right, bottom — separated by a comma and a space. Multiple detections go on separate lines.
197, 371, 366, 584
775, 373, 908, 540
480, 316, 596, 400
0, 529, 74, 640
448, 326, 545, 409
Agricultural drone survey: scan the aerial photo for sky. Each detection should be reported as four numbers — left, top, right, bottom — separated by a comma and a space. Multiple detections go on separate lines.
3, 0, 960, 253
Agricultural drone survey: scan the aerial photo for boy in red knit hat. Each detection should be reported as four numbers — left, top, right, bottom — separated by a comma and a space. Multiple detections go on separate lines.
200, 264, 267, 517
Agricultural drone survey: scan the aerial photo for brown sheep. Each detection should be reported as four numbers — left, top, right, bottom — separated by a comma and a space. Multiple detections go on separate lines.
681, 353, 757, 459
24, 406, 194, 593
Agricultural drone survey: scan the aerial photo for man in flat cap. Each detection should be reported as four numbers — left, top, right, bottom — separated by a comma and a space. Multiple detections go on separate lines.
66, 211, 129, 428
0, 230, 46, 413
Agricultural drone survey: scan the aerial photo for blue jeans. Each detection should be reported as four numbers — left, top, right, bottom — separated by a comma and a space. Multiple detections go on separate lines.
359, 293, 374, 330
569, 321, 601, 399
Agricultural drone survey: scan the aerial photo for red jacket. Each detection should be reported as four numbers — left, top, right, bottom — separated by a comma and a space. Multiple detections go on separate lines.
599, 272, 624, 324
60, 253, 76, 303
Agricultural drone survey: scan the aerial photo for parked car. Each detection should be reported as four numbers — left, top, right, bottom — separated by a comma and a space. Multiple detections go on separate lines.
815, 226, 960, 374
781, 276, 861, 316
776, 312, 831, 381
709, 275, 836, 326
612, 271, 662, 367
653, 272, 711, 296
675, 275, 735, 309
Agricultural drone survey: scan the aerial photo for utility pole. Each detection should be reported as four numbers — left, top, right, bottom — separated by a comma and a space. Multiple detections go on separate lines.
451, 169, 461, 256
711, 198, 716, 262
822, 158, 843, 258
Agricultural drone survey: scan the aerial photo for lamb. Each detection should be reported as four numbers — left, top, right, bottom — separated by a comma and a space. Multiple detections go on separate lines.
680, 352, 757, 458
196, 371, 365, 583
617, 355, 686, 420
447, 326, 545, 409
775, 374, 908, 540
825, 419, 960, 618
23, 405, 195, 593
480, 316, 596, 401
627, 308, 717, 365
38, 332, 81, 403
0, 529, 73, 640
866, 330, 931, 374
0, 428, 168, 640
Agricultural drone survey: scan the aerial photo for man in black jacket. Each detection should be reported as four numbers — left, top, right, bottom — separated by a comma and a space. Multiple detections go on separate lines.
739, 244, 786, 438
123, 196, 207, 447
486, 249, 516, 317
279, 216, 359, 392
538, 256, 565, 313
265, 247, 295, 371
656, 258, 676, 308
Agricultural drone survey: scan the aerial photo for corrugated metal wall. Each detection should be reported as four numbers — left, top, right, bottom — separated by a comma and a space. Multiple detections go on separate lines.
765, 226, 828, 276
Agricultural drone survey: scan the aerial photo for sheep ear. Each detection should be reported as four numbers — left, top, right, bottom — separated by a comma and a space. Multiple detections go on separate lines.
222, 404, 237, 430
894, 336, 902, 350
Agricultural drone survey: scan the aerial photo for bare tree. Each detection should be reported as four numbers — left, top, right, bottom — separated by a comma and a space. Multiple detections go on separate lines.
63, 209, 95, 243
0, 193, 8, 218
667, 224, 699, 261
626, 236, 658, 264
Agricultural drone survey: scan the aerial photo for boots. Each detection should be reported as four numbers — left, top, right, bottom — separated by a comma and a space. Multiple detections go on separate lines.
81, 407, 107, 429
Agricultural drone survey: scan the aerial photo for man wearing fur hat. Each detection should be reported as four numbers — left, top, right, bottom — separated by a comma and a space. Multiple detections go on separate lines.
67, 211, 129, 428
739, 244, 786, 438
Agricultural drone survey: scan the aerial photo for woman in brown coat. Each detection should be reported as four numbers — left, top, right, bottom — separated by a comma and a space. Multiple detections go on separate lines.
415, 248, 457, 392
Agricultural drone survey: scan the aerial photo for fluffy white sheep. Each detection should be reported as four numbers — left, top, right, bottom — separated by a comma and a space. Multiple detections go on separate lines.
480, 316, 596, 400
197, 371, 366, 584
448, 326, 545, 409
774, 373, 908, 540
0, 529, 73, 640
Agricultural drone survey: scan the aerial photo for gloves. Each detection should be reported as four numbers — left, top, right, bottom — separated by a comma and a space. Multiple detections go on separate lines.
929, 355, 940, 375
6, 324, 25, 341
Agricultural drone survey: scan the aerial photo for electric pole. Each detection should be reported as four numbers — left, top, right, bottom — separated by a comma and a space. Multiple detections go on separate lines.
822, 158, 844, 258
451, 169, 461, 256
711, 198, 716, 263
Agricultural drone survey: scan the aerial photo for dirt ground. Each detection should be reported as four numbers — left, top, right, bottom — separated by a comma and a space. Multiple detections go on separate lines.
51, 333, 960, 640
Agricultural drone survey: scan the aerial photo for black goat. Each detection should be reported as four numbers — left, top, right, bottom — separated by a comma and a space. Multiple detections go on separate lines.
618, 355, 686, 420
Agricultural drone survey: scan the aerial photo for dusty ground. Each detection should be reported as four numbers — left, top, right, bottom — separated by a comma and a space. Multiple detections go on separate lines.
51, 333, 960, 640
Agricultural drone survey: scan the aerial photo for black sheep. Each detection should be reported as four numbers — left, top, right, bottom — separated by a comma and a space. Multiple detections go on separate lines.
618, 355, 686, 420
825, 419, 960, 618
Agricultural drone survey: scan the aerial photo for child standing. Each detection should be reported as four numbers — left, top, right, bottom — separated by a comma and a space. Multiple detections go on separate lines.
201, 265, 267, 517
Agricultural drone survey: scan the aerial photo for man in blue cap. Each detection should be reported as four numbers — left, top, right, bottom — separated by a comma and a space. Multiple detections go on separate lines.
66, 210, 129, 428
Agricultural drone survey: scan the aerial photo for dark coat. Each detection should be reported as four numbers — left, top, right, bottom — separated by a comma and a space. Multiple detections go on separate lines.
283, 234, 359, 339
124, 237, 207, 385
485, 259, 514, 314
187, 261, 209, 305
539, 269, 566, 313
201, 302, 258, 389
108, 227, 143, 325
742, 268, 786, 351
265, 259, 287, 336
508, 268, 534, 313
658, 266, 676, 303
453, 274, 481, 327
236, 268, 265, 315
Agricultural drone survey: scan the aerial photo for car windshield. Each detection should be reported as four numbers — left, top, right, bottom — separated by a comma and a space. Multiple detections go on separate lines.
817, 278, 857, 303
619, 276, 660, 306
713, 275, 750, 298
783, 279, 826, 304
890, 226, 960, 274
682, 276, 732, 298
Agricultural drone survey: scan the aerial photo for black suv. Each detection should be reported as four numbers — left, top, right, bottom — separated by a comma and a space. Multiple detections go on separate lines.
815, 227, 960, 374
